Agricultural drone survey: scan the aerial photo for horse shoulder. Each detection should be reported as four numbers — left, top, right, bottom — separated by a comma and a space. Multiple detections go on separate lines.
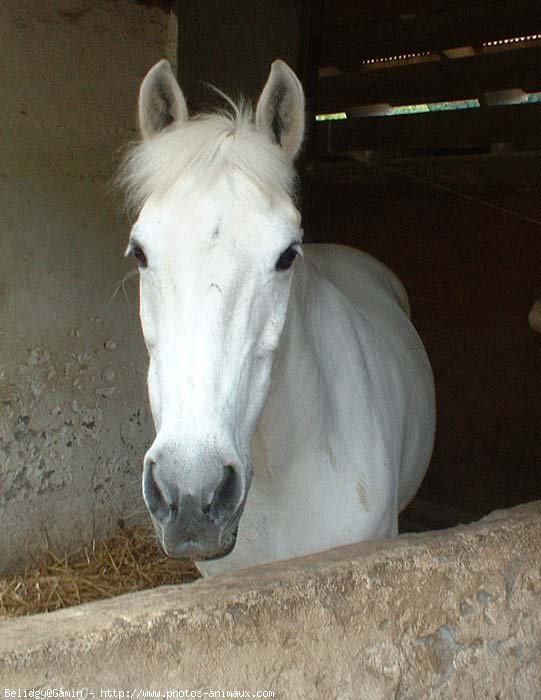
303, 243, 410, 317
304, 242, 435, 512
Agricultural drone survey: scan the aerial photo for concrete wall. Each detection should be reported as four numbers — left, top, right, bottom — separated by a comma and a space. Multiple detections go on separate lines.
0, 0, 177, 573
1, 501, 540, 698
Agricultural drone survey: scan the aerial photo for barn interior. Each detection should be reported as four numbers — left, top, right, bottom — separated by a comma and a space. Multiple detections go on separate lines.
1, 0, 541, 576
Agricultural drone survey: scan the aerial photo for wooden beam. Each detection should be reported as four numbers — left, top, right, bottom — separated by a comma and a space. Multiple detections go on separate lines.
133, 0, 175, 9
314, 104, 541, 154
320, 0, 541, 66
303, 152, 541, 196
317, 47, 541, 112
321, 0, 480, 30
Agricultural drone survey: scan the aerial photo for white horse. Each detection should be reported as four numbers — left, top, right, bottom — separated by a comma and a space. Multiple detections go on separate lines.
121, 59, 435, 576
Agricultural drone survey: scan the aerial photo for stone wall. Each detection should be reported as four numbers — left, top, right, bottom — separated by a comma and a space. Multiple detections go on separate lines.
1, 502, 540, 698
0, 0, 176, 573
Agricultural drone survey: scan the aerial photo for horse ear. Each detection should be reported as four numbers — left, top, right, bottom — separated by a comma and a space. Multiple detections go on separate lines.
138, 60, 188, 140
256, 60, 305, 159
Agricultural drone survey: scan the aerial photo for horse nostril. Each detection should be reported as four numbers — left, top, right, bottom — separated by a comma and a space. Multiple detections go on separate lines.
209, 464, 239, 521
143, 458, 167, 516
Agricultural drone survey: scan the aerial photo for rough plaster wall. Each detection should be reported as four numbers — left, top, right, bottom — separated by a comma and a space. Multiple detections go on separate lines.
0, 0, 176, 573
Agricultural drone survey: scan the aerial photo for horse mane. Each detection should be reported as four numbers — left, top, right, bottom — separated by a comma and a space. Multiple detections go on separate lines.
118, 99, 297, 213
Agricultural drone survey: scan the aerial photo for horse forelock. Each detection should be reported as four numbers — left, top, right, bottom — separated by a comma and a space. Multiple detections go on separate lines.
118, 100, 297, 214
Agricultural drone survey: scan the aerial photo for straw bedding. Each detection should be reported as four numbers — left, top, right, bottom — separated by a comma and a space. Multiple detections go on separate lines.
0, 526, 200, 619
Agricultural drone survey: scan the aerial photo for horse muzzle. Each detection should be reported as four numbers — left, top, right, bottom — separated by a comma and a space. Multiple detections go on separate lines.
143, 457, 250, 561
154, 494, 242, 560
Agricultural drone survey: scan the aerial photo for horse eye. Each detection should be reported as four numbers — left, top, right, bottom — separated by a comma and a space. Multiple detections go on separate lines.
132, 245, 147, 267
276, 245, 298, 271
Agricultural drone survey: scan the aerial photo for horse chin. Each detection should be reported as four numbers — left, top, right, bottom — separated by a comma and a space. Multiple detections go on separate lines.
195, 529, 239, 561
155, 526, 239, 562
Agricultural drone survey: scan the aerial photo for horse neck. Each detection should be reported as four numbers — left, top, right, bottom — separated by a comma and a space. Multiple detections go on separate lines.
252, 256, 332, 474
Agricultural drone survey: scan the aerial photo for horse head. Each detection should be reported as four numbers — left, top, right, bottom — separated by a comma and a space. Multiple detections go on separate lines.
122, 59, 305, 560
